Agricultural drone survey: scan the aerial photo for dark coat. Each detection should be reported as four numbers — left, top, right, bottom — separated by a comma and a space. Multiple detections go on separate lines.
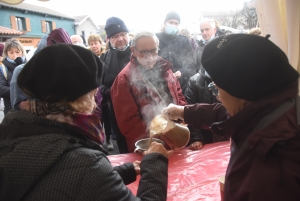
184, 82, 300, 201
184, 70, 214, 104
156, 32, 196, 93
0, 110, 169, 201
111, 56, 187, 152
0, 59, 23, 114
100, 45, 131, 102
194, 41, 205, 71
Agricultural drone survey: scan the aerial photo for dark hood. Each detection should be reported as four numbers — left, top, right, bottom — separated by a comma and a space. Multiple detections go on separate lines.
47, 28, 72, 46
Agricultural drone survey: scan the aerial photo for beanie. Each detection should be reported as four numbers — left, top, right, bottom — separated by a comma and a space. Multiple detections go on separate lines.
0, 43, 4, 56
18, 44, 102, 102
164, 11, 180, 23
105, 17, 129, 38
47, 28, 72, 46
201, 34, 299, 101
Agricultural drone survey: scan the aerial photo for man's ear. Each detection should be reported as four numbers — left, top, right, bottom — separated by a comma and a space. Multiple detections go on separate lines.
130, 46, 136, 57
213, 27, 217, 34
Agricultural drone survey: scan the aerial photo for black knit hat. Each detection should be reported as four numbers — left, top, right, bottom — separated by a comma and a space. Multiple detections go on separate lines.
201, 34, 299, 101
164, 11, 180, 23
18, 44, 102, 103
105, 17, 129, 38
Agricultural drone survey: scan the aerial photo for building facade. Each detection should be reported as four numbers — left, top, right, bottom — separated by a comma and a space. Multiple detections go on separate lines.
74, 15, 100, 46
0, 2, 75, 52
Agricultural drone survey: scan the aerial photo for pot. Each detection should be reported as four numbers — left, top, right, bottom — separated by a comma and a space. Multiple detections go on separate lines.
149, 114, 190, 150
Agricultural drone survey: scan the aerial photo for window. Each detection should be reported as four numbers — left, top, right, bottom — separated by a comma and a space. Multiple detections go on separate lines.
42, 20, 56, 33
45, 21, 52, 33
10, 16, 31, 32
16, 17, 25, 31
82, 31, 85, 40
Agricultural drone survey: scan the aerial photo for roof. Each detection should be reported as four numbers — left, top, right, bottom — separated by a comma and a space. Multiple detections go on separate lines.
74, 15, 88, 22
0, 2, 75, 20
0, 26, 23, 35
74, 15, 100, 32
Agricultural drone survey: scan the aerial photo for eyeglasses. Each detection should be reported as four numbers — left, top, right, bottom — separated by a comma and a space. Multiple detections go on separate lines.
134, 47, 159, 57
208, 82, 218, 96
110, 32, 128, 40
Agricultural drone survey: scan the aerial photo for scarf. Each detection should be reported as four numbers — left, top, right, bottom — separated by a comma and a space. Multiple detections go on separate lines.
103, 44, 131, 87
19, 100, 104, 144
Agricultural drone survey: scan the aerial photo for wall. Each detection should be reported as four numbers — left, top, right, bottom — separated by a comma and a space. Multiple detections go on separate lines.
75, 18, 99, 43
0, 6, 75, 38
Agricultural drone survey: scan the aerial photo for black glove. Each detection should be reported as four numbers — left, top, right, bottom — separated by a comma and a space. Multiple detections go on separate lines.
14, 57, 23, 65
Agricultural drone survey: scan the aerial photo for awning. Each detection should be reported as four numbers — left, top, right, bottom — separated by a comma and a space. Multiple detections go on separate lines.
0, 26, 23, 37
256, 0, 300, 73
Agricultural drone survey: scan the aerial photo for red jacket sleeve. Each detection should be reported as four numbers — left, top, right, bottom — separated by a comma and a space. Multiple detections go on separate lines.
111, 72, 148, 152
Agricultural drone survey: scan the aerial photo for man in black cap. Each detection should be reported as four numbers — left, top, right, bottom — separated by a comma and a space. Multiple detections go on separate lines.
162, 34, 300, 201
100, 16, 131, 153
156, 11, 196, 94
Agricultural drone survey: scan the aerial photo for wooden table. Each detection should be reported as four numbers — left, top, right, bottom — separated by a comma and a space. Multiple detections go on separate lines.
108, 141, 230, 201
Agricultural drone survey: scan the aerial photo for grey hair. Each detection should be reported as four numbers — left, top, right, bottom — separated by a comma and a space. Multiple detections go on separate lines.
131, 31, 159, 48
199, 18, 216, 29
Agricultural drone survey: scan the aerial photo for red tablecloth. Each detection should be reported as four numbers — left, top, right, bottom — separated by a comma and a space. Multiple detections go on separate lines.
108, 141, 230, 201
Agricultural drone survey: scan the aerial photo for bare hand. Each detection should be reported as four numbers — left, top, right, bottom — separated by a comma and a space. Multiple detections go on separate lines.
173, 71, 181, 78
133, 160, 141, 175
189, 141, 203, 150
161, 103, 184, 121
144, 141, 173, 158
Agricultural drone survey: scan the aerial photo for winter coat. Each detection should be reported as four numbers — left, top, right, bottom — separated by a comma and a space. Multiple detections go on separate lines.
156, 32, 196, 93
184, 69, 215, 104
184, 81, 300, 201
100, 45, 131, 102
111, 56, 187, 152
184, 69, 224, 145
0, 58, 25, 114
0, 109, 169, 201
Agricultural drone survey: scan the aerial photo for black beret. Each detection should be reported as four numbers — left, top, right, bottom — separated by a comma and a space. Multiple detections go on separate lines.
164, 11, 180, 23
201, 34, 299, 101
18, 44, 102, 103
105, 17, 129, 38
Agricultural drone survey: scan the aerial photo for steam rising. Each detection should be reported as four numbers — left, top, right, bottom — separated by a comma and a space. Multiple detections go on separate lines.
130, 61, 173, 135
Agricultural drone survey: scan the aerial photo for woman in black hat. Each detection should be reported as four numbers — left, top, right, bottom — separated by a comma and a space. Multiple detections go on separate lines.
162, 34, 300, 201
0, 44, 172, 201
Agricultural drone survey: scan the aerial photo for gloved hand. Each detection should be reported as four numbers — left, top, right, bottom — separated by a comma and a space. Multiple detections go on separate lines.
14, 57, 24, 65
161, 103, 184, 121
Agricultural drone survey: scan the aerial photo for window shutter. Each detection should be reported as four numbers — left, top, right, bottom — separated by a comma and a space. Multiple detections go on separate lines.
41, 20, 46, 33
25, 18, 31, 32
10, 16, 17, 30
52, 21, 56, 30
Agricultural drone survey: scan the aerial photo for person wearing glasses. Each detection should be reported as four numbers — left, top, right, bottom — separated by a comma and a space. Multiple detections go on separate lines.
100, 17, 132, 153
111, 31, 187, 153
162, 34, 300, 200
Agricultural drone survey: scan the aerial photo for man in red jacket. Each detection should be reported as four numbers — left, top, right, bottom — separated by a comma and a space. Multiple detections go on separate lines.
111, 31, 187, 153
162, 34, 300, 200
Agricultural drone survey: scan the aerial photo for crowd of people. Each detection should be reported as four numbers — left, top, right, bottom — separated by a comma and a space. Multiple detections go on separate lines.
0, 10, 299, 201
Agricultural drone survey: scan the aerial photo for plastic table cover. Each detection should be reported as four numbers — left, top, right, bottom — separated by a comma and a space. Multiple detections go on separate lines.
108, 141, 230, 201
